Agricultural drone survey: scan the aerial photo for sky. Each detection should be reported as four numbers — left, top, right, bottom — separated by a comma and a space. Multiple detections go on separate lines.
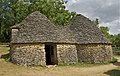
65, 0, 120, 34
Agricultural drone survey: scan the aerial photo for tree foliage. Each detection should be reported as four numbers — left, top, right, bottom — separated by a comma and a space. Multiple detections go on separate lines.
99, 26, 120, 48
12, 1, 30, 23
94, 18, 120, 49
93, 18, 99, 27
112, 34, 120, 47
93, 18, 110, 39
0, 0, 15, 42
12, 0, 76, 25
31, 0, 75, 25
99, 26, 110, 39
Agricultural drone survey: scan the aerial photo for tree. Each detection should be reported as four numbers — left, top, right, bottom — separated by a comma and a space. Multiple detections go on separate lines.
114, 34, 120, 47
0, 0, 15, 42
99, 26, 120, 48
93, 18, 111, 39
12, 0, 76, 25
12, 1, 30, 23
93, 18, 99, 27
99, 26, 110, 38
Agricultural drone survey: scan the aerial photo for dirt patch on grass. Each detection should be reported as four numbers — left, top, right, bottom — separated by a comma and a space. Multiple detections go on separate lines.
0, 58, 120, 76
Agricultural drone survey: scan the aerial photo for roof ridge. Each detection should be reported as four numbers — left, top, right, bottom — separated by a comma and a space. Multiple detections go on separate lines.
76, 14, 93, 23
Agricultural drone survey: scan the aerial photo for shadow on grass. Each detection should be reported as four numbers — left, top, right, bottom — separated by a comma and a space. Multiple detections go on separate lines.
104, 69, 120, 76
0, 53, 9, 59
113, 62, 120, 66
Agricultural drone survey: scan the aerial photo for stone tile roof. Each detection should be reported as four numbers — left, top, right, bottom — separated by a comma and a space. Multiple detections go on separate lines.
11, 11, 111, 44
68, 14, 111, 44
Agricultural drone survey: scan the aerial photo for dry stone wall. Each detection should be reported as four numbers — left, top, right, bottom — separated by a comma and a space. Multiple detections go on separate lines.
10, 44, 46, 66
76, 44, 113, 63
57, 44, 78, 64
10, 43, 112, 66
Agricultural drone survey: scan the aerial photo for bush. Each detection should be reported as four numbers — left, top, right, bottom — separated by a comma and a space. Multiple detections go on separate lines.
112, 47, 120, 51
110, 57, 118, 63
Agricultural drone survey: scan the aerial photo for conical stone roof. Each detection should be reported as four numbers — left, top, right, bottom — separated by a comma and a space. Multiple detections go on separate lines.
11, 11, 111, 44
68, 14, 111, 44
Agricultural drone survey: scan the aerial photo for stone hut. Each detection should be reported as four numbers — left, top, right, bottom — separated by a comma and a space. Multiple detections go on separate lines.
10, 11, 113, 66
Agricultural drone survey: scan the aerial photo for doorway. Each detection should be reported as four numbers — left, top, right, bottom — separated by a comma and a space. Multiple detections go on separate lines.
45, 44, 57, 65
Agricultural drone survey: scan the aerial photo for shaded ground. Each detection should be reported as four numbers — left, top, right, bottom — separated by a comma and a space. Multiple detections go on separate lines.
0, 45, 120, 76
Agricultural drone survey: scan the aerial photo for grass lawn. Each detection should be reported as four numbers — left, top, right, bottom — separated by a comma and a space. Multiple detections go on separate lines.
0, 45, 9, 54
58, 62, 110, 67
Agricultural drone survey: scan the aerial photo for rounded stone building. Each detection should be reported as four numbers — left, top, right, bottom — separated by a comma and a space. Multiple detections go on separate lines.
10, 11, 113, 66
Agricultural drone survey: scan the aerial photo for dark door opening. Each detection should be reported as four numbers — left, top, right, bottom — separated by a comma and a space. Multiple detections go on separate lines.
45, 44, 57, 65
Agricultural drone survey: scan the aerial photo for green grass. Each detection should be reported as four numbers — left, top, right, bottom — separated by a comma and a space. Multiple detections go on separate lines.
117, 67, 120, 70
112, 47, 120, 51
114, 55, 120, 58
58, 62, 110, 67
104, 67, 120, 76
110, 57, 118, 63
0, 45, 9, 54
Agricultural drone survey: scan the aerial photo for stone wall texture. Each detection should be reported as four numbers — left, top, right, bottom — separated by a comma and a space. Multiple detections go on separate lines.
76, 44, 113, 63
10, 44, 46, 66
10, 43, 113, 66
57, 44, 78, 64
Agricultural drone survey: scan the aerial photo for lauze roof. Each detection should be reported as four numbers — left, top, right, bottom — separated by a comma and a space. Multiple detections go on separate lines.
11, 11, 111, 44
